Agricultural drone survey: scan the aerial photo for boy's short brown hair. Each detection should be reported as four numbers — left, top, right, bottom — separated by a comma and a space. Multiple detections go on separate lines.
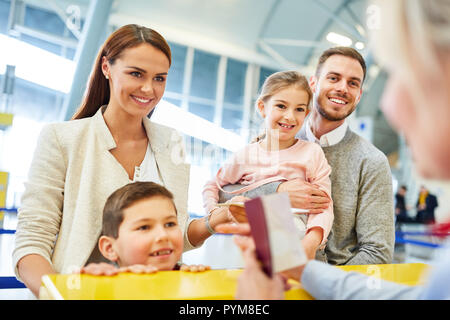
102, 181, 175, 238
315, 46, 367, 82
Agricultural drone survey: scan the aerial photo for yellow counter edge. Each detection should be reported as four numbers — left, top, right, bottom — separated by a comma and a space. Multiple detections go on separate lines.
39, 263, 430, 300
40, 275, 64, 300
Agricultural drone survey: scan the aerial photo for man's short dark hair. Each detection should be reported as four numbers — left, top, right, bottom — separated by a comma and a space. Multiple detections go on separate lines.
315, 46, 367, 82
400, 185, 407, 191
102, 181, 175, 238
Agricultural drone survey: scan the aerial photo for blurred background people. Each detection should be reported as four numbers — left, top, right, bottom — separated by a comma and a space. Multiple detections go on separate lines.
416, 185, 438, 224
395, 185, 412, 224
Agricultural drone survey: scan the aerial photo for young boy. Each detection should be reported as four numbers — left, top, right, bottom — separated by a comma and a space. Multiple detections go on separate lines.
80, 181, 209, 275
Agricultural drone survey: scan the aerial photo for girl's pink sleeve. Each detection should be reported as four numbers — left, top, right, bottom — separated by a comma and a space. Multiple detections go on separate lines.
305, 144, 334, 246
201, 150, 246, 214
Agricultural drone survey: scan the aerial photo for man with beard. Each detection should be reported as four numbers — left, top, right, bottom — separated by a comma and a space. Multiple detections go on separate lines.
222, 47, 394, 266
293, 47, 395, 265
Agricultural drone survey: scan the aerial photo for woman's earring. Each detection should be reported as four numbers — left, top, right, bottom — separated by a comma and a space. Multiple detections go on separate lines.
105, 74, 109, 80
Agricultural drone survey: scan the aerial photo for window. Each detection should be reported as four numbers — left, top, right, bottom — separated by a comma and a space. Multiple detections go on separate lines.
190, 49, 219, 100
222, 107, 243, 131
11, 78, 63, 122
65, 47, 76, 60
20, 33, 62, 55
166, 42, 187, 94
17, 4, 81, 59
24, 5, 65, 36
259, 66, 278, 91
188, 101, 215, 122
224, 58, 246, 105
0, 0, 9, 35
222, 58, 247, 130
163, 97, 182, 108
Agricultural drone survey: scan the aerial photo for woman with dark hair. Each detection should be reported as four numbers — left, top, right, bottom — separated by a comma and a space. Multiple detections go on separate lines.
13, 24, 231, 297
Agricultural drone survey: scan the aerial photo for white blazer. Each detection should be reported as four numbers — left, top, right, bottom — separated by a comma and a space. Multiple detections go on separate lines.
13, 107, 192, 279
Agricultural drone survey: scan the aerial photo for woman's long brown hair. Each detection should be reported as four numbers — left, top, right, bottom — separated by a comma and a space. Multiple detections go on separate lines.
71, 24, 172, 120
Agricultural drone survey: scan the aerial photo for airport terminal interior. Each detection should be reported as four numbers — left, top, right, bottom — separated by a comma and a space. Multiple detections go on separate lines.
0, 0, 449, 300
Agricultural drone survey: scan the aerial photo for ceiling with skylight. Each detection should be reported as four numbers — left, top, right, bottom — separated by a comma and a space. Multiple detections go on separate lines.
0, 0, 398, 155
0, 0, 407, 212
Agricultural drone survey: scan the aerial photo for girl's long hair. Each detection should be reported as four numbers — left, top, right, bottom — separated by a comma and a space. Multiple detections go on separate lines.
71, 24, 172, 120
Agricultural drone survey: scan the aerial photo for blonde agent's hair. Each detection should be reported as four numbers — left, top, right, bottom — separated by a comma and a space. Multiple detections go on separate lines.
370, 0, 450, 109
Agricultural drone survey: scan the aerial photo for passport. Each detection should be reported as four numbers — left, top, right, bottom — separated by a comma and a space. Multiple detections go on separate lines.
244, 192, 307, 276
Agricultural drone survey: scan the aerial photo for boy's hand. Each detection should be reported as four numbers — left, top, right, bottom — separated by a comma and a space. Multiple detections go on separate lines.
78, 263, 159, 275
79, 263, 120, 276
179, 264, 211, 272
118, 264, 159, 274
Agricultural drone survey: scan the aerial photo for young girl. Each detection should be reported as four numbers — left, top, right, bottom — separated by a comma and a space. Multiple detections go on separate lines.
202, 71, 333, 259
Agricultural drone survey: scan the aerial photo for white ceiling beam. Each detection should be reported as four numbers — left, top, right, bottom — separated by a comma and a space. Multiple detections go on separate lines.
262, 38, 329, 48
13, 24, 78, 48
312, 0, 365, 42
258, 40, 313, 74
108, 12, 281, 70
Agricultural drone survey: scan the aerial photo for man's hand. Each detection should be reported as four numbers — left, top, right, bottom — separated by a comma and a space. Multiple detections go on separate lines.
277, 178, 330, 214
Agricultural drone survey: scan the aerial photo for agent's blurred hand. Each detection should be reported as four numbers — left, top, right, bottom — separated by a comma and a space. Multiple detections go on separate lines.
234, 236, 285, 300
217, 222, 309, 283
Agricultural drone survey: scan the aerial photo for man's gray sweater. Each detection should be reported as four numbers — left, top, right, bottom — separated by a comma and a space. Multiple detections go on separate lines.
298, 127, 395, 265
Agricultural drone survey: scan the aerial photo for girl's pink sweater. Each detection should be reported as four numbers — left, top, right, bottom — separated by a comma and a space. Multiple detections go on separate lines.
202, 139, 334, 245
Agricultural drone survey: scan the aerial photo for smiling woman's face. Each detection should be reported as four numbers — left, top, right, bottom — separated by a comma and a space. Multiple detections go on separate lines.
102, 43, 170, 118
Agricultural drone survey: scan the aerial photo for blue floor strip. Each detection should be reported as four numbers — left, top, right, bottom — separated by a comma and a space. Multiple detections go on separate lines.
0, 277, 26, 289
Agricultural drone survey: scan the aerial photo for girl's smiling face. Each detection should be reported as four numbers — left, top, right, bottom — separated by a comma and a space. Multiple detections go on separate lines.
102, 43, 170, 118
258, 86, 310, 149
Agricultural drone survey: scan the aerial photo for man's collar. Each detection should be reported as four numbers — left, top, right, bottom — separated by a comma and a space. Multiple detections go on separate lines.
305, 117, 348, 147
